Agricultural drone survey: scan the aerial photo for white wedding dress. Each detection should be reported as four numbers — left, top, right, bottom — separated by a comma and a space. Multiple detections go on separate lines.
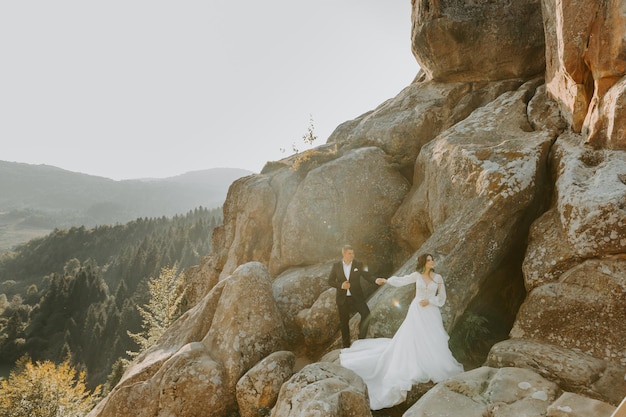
339, 272, 464, 410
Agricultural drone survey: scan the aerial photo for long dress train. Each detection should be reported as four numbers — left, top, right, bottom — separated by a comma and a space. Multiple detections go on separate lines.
339, 272, 463, 410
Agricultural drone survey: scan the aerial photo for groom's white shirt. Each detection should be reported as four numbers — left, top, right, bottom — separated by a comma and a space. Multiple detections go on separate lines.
343, 261, 352, 296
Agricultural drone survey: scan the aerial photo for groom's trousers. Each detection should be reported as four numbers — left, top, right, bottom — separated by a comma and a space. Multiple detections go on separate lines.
337, 296, 371, 348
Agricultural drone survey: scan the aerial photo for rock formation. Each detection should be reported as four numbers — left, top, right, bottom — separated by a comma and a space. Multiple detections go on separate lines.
89, 1, 626, 416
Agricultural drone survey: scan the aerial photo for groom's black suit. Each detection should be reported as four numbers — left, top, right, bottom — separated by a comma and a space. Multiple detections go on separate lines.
328, 260, 377, 347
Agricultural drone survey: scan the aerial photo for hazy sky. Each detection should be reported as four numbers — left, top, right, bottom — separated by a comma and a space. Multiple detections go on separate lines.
1, 1, 419, 180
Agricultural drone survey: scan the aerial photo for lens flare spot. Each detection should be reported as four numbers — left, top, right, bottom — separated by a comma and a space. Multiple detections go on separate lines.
392, 299, 401, 308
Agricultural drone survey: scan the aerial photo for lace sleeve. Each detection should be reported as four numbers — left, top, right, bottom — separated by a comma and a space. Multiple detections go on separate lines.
428, 274, 447, 307
386, 272, 418, 287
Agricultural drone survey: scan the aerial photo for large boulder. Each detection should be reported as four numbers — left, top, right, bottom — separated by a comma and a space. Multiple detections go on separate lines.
211, 78, 533, 286
88, 262, 288, 417
236, 351, 296, 417
328, 79, 528, 175
488, 131, 626, 406
403, 367, 615, 417
486, 339, 626, 405
203, 263, 288, 391
272, 147, 410, 273
543, 0, 626, 144
296, 288, 339, 346
272, 263, 334, 344
387, 79, 557, 330
547, 393, 619, 417
513, 134, 626, 372
411, 0, 545, 82
542, 0, 600, 131
584, 76, 626, 150
215, 175, 277, 280
271, 362, 372, 417
509, 258, 626, 391
522, 134, 626, 289
552, 136, 626, 257
174, 254, 220, 313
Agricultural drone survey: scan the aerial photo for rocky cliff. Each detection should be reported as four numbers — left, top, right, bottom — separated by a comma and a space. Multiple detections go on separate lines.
89, 1, 626, 416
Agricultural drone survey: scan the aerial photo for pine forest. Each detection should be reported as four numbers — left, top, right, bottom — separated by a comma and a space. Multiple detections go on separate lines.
0, 206, 222, 390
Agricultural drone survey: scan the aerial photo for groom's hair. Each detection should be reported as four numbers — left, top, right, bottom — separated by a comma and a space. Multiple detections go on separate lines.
341, 244, 353, 253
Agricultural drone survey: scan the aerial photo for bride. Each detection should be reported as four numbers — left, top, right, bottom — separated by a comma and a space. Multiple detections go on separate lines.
339, 253, 464, 410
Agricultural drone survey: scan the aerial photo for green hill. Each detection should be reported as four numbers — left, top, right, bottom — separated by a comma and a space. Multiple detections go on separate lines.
0, 160, 250, 250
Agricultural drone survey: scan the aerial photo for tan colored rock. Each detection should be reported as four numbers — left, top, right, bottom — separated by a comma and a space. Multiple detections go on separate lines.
404, 367, 560, 417
272, 263, 334, 344
175, 254, 220, 312
393, 79, 551, 252
203, 262, 288, 391
328, 79, 526, 174
266, 167, 311, 276
410, 0, 545, 82
92, 342, 227, 417
236, 351, 296, 417
483, 367, 560, 408
271, 362, 372, 417
612, 397, 626, 417
583, 1, 626, 81
273, 147, 410, 273
521, 208, 583, 292
216, 176, 277, 280
155, 343, 228, 417
511, 257, 626, 369
296, 288, 339, 346
522, 134, 626, 292
585, 76, 626, 150
527, 84, 568, 133
547, 392, 616, 417
583, 2, 626, 148
88, 262, 287, 417
542, 0, 599, 131
552, 134, 626, 257
91, 379, 159, 417
543, 0, 626, 140
318, 349, 340, 365
390, 79, 555, 328
403, 366, 614, 417
486, 338, 626, 405
109, 275, 228, 394
206, 78, 529, 286
500, 120, 626, 409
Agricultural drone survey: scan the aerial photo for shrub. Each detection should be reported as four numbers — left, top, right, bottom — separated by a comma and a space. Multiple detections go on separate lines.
0, 356, 102, 417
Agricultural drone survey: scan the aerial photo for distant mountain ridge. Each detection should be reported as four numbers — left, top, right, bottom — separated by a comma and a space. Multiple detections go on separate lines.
0, 161, 251, 250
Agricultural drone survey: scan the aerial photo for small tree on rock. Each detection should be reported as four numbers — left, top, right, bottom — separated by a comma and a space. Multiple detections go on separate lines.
127, 264, 183, 357
302, 114, 318, 146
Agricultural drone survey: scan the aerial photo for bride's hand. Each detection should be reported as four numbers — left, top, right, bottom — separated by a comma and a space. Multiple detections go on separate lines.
375, 278, 386, 285
419, 299, 429, 307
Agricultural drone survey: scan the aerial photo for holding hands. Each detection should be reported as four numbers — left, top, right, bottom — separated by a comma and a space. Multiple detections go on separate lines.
341, 278, 386, 290
343, 278, 386, 289
343, 278, 386, 288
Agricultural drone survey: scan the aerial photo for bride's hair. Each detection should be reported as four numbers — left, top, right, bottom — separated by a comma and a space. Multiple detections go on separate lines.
416, 253, 434, 273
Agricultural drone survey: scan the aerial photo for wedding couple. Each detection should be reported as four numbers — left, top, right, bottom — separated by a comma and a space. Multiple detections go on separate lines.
327, 245, 464, 410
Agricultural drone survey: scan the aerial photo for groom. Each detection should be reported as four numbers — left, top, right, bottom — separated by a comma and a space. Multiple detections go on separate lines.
328, 245, 384, 348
